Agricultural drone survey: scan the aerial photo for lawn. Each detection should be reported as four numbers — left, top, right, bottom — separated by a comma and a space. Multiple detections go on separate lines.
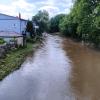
0, 42, 40, 80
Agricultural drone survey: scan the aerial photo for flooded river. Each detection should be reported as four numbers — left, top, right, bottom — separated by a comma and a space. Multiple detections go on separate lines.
0, 35, 100, 100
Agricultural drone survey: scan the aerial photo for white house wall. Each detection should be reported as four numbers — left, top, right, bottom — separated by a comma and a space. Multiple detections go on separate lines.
0, 14, 27, 34
0, 19, 20, 33
21, 20, 27, 33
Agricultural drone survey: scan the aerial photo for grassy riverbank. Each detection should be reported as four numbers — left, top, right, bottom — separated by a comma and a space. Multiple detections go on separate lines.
0, 42, 40, 80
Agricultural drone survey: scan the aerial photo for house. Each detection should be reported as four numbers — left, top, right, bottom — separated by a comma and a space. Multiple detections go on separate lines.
0, 13, 27, 46
0, 13, 27, 34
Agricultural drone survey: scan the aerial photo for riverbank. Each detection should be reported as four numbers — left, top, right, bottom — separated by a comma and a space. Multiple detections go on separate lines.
0, 41, 41, 80
51, 32, 100, 51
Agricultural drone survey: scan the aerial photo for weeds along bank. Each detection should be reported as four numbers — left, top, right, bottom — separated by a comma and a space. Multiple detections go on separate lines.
0, 38, 42, 80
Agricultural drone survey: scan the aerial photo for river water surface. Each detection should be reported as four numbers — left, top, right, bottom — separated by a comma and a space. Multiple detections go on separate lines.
0, 34, 100, 100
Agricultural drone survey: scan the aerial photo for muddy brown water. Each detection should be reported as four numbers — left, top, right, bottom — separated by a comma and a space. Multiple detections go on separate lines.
63, 38, 100, 100
0, 34, 100, 100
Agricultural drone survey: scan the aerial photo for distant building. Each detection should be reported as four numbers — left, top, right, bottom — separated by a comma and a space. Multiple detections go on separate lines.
0, 13, 27, 34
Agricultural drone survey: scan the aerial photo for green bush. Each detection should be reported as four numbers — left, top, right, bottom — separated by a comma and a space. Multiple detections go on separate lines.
0, 38, 5, 44
59, 0, 100, 47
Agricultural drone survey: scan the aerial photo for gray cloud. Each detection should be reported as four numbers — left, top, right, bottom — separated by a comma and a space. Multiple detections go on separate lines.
0, 0, 73, 19
33, 0, 73, 17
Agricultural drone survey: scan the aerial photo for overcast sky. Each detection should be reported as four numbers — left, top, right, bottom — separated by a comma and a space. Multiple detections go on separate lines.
0, 0, 73, 19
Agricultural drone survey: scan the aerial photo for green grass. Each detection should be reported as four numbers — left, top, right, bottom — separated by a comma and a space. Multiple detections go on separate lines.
0, 42, 40, 80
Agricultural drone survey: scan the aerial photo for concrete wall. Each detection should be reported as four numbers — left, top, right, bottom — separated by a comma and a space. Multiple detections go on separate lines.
3, 37, 23, 46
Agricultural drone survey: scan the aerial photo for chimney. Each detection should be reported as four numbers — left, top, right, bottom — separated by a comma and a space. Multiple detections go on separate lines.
19, 13, 21, 19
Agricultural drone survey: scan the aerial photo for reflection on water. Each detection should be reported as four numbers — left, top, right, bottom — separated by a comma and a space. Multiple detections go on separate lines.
63, 38, 100, 100
0, 35, 74, 100
0, 35, 100, 100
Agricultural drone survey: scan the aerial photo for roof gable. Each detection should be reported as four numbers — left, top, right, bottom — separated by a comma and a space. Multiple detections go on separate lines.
0, 13, 27, 21
0, 13, 19, 20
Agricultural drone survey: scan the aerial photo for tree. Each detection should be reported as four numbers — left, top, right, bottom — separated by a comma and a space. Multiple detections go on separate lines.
32, 10, 49, 35
49, 14, 65, 33
59, 0, 100, 47
26, 21, 34, 38
59, 14, 78, 38
89, 5, 100, 47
